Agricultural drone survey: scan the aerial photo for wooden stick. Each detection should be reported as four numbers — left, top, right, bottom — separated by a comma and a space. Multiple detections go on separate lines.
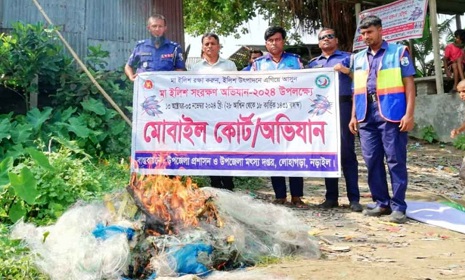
31, 0, 132, 127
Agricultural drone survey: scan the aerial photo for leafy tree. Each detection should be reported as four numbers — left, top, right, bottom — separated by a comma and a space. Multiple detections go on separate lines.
183, 0, 361, 51
0, 22, 72, 110
406, 16, 454, 77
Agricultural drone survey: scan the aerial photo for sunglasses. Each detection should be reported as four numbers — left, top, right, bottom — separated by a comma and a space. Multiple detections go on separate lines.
319, 34, 335, 40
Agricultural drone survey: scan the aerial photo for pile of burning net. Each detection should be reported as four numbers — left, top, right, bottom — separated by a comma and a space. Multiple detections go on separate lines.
11, 175, 320, 279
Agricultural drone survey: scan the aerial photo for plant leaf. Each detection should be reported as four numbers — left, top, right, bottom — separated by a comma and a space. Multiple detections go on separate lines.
66, 117, 91, 138
0, 118, 12, 142
0, 157, 13, 187
81, 98, 106, 115
9, 201, 27, 223
10, 123, 33, 144
110, 120, 126, 135
4, 144, 26, 159
25, 147, 55, 171
26, 107, 53, 131
9, 167, 38, 205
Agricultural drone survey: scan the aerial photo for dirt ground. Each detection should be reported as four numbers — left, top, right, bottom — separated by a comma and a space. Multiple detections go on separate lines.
251, 139, 465, 280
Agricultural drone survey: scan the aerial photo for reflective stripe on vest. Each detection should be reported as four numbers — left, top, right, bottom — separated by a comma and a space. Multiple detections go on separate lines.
353, 44, 407, 122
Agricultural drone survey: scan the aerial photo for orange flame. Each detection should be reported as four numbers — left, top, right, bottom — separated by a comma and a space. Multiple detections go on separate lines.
128, 173, 222, 235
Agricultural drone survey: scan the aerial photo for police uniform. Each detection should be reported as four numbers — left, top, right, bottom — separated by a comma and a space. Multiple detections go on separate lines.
252, 52, 303, 71
308, 50, 360, 205
352, 41, 415, 213
127, 38, 185, 73
251, 52, 304, 200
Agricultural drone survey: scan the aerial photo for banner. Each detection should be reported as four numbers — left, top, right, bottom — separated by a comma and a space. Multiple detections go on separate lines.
131, 69, 341, 177
353, 0, 428, 50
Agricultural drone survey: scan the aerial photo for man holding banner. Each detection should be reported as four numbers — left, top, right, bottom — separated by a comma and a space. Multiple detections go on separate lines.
251, 26, 308, 209
349, 15, 415, 223
308, 28, 362, 212
191, 32, 237, 190
124, 14, 185, 82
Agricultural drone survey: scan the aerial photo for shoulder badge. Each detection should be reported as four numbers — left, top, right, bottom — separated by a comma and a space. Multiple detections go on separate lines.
400, 56, 410, 66
287, 52, 301, 58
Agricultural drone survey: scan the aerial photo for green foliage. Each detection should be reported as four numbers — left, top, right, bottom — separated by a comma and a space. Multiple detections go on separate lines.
190, 176, 210, 188
183, 0, 256, 37
0, 224, 48, 279
406, 16, 454, 77
183, 0, 309, 42
0, 22, 132, 158
0, 22, 132, 279
234, 177, 265, 191
453, 134, 465, 150
0, 105, 130, 160
0, 146, 129, 224
420, 125, 438, 143
0, 22, 72, 110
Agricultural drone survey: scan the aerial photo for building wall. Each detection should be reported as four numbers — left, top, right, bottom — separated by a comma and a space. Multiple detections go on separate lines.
411, 92, 465, 144
0, 0, 186, 70
152, 0, 184, 49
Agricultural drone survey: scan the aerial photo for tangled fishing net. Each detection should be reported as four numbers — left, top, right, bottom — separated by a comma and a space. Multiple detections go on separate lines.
11, 176, 319, 279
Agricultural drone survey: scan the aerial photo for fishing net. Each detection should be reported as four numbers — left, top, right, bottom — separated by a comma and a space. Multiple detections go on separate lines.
11, 186, 320, 279
11, 202, 132, 280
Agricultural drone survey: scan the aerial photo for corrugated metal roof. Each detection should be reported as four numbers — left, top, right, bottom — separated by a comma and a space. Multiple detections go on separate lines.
152, 0, 185, 49
0, 0, 156, 69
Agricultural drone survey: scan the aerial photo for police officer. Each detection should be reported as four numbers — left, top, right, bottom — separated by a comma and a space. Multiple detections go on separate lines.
251, 26, 308, 209
349, 15, 416, 223
242, 49, 263, 71
308, 28, 362, 212
125, 14, 185, 81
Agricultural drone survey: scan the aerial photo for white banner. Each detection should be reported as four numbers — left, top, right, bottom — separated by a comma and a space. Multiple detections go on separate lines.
131, 69, 341, 177
353, 0, 428, 50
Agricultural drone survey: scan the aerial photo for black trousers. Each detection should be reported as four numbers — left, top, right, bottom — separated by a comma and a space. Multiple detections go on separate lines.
271, 177, 303, 199
210, 176, 234, 190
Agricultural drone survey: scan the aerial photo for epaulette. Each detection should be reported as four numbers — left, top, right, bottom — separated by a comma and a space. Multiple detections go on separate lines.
136, 39, 146, 45
169, 41, 180, 47
286, 52, 301, 58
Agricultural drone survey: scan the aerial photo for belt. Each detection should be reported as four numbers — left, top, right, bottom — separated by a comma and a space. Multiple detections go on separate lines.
367, 94, 378, 103
339, 95, 352, 103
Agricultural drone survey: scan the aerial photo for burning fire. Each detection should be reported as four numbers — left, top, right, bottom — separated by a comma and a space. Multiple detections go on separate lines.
127, 173, 222, 235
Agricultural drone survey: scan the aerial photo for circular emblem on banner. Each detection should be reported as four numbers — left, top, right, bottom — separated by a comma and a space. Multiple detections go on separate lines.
315, 74, 330, 89
144, 80, 153, 89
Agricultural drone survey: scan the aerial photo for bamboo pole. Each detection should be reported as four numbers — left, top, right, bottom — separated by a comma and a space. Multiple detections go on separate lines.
429, 0, 444, 95
31, 0, 132, 126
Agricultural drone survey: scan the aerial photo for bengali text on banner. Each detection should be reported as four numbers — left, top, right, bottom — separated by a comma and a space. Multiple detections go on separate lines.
353, 0, 428, 50
130, 69, 341, 177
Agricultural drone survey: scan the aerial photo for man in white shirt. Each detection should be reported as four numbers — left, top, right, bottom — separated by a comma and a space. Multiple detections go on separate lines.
190, 33, 237, 71
191, 33, 236, 190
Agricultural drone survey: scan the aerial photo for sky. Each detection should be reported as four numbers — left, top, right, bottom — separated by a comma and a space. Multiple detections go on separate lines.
184, 16, 318, 59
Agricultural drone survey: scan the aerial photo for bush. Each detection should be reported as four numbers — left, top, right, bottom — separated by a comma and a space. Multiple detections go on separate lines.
0, 224, 48, 279
453, 134, 465, 150
0, 143, 129, 224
